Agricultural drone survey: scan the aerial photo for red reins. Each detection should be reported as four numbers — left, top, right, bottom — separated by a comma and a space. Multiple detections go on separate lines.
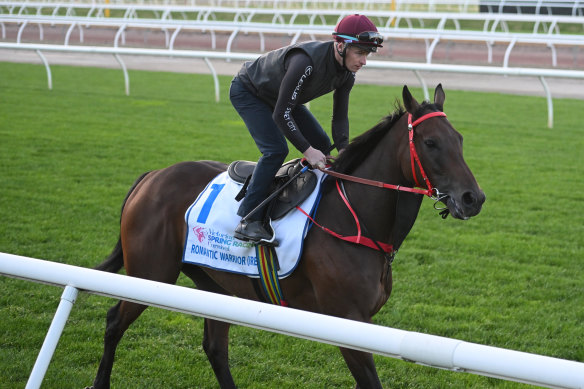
299, 110, 448, 254
321, 111, 447, 197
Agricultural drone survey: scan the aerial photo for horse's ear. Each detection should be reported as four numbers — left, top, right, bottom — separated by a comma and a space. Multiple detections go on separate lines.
434, 84, 445, 111
403, 85, 419, 114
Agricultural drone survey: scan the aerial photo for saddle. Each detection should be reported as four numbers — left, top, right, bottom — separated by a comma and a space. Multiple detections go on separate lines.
228, 158, 317, 220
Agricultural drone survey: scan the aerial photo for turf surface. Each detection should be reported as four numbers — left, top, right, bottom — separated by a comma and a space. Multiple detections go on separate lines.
0, 62, 582, 388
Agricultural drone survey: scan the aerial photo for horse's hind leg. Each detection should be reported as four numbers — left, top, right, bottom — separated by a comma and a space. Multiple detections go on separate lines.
88, 300, 147, 389
339, 347, 383, 389
203, 319, 236, 389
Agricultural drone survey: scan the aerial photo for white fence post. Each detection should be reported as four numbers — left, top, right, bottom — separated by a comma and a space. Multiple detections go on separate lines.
25, 285, 79, 389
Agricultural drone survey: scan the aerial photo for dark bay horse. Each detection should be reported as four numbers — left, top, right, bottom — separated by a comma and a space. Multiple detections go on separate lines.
87, 85, 485, 389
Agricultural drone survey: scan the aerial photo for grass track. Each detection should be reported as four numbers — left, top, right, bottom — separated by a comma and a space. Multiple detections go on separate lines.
0, 62, 582, 388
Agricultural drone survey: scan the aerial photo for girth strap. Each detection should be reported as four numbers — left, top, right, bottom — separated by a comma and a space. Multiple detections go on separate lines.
255, 245, 287, 306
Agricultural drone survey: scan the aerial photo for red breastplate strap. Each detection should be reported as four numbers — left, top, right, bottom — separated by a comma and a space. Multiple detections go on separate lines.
296, 180, 394, 253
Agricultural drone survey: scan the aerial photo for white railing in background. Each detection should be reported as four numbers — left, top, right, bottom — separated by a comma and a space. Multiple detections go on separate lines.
1, 2, 581, 30
1, 252, 584, 389
2, 1, 583, 129
2, 0, 469, 12
2, 42, 584, 128
2, 0, 583, 15
478, 0, 584, 16
3, 0, 584, 14
2, 3, 584, 66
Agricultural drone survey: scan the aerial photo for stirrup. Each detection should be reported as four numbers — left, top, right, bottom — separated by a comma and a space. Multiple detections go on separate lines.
254, 220, 279, 247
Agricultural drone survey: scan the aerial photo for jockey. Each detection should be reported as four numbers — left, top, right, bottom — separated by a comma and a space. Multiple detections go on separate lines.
230, 14, 383, 243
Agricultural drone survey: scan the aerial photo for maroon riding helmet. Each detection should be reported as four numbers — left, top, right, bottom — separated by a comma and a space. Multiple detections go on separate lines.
332, 14, 384, 54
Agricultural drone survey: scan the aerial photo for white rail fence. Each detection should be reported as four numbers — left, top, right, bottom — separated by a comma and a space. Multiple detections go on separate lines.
0, 0, 478, 12
2, 2, 583, 32
479, 0, 584, 16
3, 0, 584, 15
1, 252, 584, 389
2, 42, 584, 128
2, 6, 584, 66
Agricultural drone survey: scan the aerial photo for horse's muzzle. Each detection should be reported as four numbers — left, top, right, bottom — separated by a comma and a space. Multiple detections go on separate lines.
446, 189, 486, 220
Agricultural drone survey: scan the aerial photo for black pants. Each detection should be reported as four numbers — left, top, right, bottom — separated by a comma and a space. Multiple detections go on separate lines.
229, 76, 331, 220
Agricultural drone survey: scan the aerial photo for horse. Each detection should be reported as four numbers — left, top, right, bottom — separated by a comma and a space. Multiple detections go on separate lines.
86, 84, 485, 389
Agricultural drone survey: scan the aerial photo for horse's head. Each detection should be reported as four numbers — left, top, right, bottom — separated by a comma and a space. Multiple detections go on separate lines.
401, 84, 485, 220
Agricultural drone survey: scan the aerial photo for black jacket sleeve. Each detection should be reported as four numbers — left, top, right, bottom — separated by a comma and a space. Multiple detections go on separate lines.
271, 51, 314, 153
331, 74, 354, 151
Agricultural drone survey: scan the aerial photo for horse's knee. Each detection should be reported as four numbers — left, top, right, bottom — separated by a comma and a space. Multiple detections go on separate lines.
103, 303, 123, 342
340, 347, 382, 389
105, 302, 120, 324
202, 320, 229, 361
104, 301, 146, 344
202, 319, 237, 388
202, 327, 218, 359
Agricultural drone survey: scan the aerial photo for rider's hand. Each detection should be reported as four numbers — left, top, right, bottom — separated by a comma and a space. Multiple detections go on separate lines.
303, 146, 326, 169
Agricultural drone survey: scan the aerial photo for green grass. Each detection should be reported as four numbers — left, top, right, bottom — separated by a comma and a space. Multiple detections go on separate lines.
0, 62, 582, 388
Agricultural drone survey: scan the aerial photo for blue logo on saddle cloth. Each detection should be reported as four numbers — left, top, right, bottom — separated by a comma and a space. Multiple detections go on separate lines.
182, 170, 326, 278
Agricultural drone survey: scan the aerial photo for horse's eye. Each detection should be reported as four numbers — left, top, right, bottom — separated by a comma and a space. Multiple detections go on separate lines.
424, 139, 437, 148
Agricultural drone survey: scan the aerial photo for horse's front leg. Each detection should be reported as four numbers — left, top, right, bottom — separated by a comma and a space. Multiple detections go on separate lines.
203, 318, 236, 389
86, 300, 149, 389
339, 347, 383, 389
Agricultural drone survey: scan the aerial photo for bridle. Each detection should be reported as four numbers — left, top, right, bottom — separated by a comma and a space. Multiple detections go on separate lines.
320, 110, 448, 200
297, 110, 450, 256
407, 111, 447, 197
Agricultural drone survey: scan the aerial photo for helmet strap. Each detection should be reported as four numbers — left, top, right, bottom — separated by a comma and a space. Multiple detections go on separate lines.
336, 42, 350, 71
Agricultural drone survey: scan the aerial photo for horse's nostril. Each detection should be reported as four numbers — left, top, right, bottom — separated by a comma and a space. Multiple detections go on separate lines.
462, 191, 475, 206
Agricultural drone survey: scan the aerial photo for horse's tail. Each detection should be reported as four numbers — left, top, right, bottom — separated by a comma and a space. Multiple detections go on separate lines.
94, 171, 151, 273
94, 238, 124, 272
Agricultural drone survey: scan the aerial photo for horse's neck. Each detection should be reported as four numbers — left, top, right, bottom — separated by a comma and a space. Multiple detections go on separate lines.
351, 127, 405, 185
345, 118, 423, 249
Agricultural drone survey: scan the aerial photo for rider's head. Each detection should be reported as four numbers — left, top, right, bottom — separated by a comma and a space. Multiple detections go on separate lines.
332, 14, 383, 56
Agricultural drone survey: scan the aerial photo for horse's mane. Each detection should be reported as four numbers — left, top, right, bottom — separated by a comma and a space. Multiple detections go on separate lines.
332, 102, 404, 175
331, 100, 439, 174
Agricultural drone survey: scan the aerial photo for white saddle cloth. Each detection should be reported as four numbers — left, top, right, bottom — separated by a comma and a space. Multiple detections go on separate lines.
182, 170, 326, 278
